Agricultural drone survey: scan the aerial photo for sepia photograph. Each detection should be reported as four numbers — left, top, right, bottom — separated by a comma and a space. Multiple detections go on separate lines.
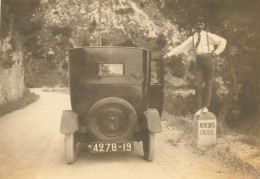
0, 0, 259, 178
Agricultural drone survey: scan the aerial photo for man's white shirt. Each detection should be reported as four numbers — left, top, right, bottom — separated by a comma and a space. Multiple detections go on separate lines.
166, 31, 227, 57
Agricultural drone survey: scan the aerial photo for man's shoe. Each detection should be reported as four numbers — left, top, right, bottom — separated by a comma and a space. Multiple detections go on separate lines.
194, 109, 202, 116
202, 107, 208, 113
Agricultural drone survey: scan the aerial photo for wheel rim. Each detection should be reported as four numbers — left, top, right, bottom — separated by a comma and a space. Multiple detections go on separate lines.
95, 107, 129, 138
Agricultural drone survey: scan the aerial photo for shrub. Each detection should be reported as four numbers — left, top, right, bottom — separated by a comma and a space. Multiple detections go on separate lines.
101, 38, 109, 46
89, 20, 97, 33
117, 38, 136, 47
62, 61, 68, 70
1, 59, 15, 69
24, 37, 39, 52
163, 81, 225, 117
22, 21, 42, 36
156, 34, 167, 49
82, 39, 90, 46
115, 7, 134, 15
163, 93, 197, 116
166, 56, 186, 78
50, 26, 72, 37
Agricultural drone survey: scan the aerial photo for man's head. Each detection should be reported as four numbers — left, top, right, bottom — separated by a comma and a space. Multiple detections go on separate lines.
195, 17, 205, 33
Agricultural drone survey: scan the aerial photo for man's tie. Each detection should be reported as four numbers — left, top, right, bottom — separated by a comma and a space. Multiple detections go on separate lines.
195, 33, 201, 48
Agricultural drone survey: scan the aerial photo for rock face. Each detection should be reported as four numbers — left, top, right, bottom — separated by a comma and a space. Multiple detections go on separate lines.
0, 32, 25, 105
24, 0, 185, 87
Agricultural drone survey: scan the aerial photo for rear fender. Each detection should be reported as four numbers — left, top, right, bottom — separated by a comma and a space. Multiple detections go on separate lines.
143, 109, 162, 133
60, 110, 78, 134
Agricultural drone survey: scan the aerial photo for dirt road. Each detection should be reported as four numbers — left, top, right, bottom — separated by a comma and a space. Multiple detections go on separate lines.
0, 89, 256, 179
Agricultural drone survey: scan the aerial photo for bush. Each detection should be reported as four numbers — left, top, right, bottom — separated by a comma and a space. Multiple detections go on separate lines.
22, 21, 42, 36
156, 34, 167, 49
115, 7, 134, 15
117, 38, 136, 47
163, 79, 224, 117
89, 20, 97, 33
166, 56, 186, 78
82, 39, 90, 46
50, 26, 72, 37
101, 38, 109, 46
1, 59, 15, 69
164, 93, 197, 116
24, 37, 39, 52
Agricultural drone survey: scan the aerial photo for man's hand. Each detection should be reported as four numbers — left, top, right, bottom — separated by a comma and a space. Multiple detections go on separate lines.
211, 52, 218, 58
162, 55, 169, 60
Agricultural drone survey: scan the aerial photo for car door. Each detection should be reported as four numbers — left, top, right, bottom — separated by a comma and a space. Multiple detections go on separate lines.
149, 59, 164, 116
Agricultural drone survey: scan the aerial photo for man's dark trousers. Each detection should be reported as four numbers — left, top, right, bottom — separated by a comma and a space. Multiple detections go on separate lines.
195, 53, 215, 109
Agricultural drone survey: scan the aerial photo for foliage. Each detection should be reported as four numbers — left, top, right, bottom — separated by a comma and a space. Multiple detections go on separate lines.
164, 93, 197, 116
24, 58, 60, 87
1, 0, 40, 38
116, 38, 136, 47
50, 26, 72, 37
101, 38, 110, 46
24, 37, 39, 52
1, 3, 11, 38
115, 7, 135, 15
156, 34, 167, 49
162, 0, 260, 132
89, 20, 97, 33
1, 59, 15, 69
166, 56, 186, 78
82, 39, 90, 46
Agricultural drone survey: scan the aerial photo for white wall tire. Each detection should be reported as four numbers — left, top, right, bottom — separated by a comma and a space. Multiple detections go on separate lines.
65, 133, 76, 164
143, 132, 156, 162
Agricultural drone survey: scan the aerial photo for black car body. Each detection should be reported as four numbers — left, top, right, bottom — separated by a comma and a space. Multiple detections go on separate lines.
60, 46, 164, 164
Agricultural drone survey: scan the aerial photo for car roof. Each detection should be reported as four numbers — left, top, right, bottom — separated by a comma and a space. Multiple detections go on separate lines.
70, 46, 150, 51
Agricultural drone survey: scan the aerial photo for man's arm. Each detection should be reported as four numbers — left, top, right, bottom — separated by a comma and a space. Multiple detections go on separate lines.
208, 33, 227, 55
163, 36, 193, 59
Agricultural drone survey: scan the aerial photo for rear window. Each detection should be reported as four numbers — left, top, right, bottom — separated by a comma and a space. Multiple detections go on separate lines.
98, 64, 124, 76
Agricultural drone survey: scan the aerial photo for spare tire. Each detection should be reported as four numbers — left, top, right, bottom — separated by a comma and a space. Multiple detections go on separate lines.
86, 97, 138, 142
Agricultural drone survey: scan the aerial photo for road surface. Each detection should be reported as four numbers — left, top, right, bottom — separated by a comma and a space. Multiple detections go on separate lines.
0, 89, 256, 179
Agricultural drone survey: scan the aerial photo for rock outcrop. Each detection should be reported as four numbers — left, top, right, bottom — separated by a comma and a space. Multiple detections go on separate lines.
24, 0, 186, 87
0, 31, 25, 105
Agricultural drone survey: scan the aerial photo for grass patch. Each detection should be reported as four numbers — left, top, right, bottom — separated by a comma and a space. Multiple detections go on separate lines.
162, 112, 193, 146
162, 112, 193, 134
0, 89, 39, 117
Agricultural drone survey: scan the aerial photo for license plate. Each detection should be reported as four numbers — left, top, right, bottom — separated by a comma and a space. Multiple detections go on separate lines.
89, 142, 134, 153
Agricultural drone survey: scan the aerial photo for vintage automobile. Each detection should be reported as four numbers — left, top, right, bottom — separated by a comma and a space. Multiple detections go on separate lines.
60, 46, 164, 164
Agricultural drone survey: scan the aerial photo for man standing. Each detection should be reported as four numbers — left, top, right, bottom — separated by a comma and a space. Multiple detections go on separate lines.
163, 17, 227, 115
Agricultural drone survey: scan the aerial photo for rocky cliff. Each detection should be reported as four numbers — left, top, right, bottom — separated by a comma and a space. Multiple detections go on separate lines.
0, 30, 25, 105
24, 0, 187, 87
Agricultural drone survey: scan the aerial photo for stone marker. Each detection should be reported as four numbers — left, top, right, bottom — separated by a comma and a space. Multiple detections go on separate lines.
192, 112, 217, 148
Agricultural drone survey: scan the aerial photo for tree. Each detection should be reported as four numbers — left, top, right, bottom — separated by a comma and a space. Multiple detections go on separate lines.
162, 0, 260, 131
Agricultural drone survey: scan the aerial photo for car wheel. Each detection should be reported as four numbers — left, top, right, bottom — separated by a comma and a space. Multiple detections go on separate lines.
87, 97, 138, 142
143, 131, 156, 162
65, 133, 76, 164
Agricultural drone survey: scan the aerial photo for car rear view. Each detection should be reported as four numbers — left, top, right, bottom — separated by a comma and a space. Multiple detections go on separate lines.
60, 46, 163, 164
